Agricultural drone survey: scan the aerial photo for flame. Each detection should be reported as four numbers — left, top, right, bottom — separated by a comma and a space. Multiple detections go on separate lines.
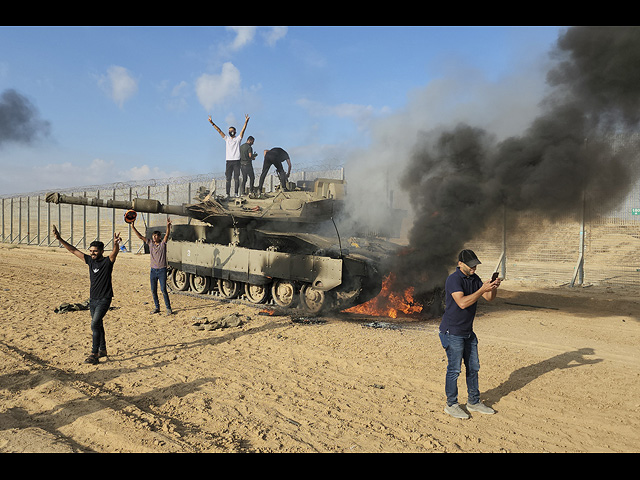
345, 273, 423, 318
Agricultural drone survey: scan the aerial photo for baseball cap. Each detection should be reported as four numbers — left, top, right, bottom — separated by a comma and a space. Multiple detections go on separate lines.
458, 249, 481, 268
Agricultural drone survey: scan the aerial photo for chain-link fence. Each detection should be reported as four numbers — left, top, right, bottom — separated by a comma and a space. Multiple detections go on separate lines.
2, 164, 640, 288
467, 181, 640, 287
467, 134, 640, 287
1, 166, 344, 255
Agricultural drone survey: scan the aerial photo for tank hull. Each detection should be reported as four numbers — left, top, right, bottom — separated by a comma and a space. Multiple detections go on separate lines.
164, 224, 385, 313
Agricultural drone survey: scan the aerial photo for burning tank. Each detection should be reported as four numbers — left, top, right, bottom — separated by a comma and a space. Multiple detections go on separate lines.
45, 178, 399, 314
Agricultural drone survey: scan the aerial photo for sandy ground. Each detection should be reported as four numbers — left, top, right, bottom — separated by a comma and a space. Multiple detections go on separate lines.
1, 243, 639, 453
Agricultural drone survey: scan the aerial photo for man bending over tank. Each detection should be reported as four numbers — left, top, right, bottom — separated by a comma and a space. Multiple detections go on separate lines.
257, 147, 292, 195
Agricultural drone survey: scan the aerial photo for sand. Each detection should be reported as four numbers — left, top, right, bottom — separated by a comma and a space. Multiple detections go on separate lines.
1, 242, 639, 453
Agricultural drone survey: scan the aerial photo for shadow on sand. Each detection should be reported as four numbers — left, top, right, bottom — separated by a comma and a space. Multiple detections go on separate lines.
483, 347, 602, 406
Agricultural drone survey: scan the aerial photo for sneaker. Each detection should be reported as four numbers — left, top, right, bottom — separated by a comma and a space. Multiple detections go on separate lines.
84, 354, 99, 365
151, 308, 160, 314
97, 350, 108, 358
444, 403, 469, 419
467, 401, 495, 415
166, 309, 173, 316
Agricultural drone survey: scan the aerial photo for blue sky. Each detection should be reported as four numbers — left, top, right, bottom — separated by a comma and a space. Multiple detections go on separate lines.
0, 26, 563, 196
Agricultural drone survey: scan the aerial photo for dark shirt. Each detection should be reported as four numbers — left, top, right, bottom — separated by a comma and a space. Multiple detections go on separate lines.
84, 254, 114, 299
240, 142, 254, 165
264, 147, 289, 165
439, 267, 483, 336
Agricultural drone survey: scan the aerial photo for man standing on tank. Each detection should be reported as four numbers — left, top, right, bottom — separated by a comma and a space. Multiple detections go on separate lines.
208, 114, 250, 198
257, 147, 292, 195
439, 249, 500, 419
240, 135, 257, 195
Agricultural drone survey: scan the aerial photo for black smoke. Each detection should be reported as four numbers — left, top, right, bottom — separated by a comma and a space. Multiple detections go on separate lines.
394, 26, 640, 296
0, 89, 51, 147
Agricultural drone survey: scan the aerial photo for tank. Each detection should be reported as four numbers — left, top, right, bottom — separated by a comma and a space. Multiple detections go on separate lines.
45, 179, 398, 314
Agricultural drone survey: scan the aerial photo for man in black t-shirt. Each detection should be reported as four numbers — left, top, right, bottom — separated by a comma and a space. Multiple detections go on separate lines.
53, 225, 121, 365
439, 249, 500, 419
257, 147, 292, 194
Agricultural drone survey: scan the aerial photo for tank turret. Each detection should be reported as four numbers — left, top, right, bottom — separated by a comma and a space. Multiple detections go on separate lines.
46, 177, 344, 228
46, 178, 397, 314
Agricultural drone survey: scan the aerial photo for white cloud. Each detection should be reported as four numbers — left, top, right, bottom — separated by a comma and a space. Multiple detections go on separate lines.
39, 158, 116, 187
122, 164, 183, 181
0, 158, 117, 194
263, 27, 288, 46
227, 26, 257, 51
98, 65, 139, 108
88, 158, 115, 171
171, 81, 189, 97
218, 26, 287, 56
0, 156, 190, 195
164, 80, 190, 112
224, 26, 286, 51
195, 62, 241, 112
297, 97, 389, 131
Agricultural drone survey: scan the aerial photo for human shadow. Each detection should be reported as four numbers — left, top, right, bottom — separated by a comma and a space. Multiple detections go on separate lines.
482, 347, 603, 407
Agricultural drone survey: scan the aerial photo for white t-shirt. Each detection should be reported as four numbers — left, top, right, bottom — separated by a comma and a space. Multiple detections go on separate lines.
225, 135, 242, 161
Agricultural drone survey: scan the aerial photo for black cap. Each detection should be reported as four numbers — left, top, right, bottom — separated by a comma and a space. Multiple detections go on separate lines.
458, 249, 481, 268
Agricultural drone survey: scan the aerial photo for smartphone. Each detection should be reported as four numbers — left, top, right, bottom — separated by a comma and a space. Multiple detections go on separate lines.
491, 272, 499, 282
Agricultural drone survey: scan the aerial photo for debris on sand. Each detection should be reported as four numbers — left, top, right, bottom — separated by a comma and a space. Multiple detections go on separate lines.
192, 313, 247, 331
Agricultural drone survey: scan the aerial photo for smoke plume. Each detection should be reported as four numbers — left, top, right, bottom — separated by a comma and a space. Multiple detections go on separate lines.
0, 89, 51, 148
350, 27, 640, 298
397, 26, 640, 296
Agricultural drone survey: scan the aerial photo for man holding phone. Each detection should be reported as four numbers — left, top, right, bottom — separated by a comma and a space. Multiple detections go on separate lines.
439, 249, 501, 419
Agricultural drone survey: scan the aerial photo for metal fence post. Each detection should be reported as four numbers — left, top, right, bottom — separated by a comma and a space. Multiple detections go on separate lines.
571, 193, 586, 287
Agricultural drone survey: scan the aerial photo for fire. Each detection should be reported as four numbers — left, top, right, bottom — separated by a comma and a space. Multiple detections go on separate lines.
345, 273, 423, 318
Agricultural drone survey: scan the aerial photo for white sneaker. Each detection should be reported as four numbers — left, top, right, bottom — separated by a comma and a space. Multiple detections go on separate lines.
467, 401, 495, 415
444, 403, 469, 419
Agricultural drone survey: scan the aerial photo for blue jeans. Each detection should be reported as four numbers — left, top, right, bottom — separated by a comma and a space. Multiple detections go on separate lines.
89, 297, 111, 354
439, 331, 480, 406
150, 267, 171, 311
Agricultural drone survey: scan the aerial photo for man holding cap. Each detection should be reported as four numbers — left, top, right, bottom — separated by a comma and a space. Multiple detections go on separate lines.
439, 249, 500, 419
131, 217, 173, 316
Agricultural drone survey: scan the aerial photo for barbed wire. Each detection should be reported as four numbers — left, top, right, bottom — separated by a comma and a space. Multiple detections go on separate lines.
0, 163, 345, 199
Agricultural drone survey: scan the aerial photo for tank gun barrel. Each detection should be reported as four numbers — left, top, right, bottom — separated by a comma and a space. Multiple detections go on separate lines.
45, 192, 189, 217
46, 177, 346, 228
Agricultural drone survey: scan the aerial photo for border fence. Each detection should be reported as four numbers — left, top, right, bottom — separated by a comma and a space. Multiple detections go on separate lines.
464, 191, 640, 288
0, 166, 343, 255
2, 165, 640, 289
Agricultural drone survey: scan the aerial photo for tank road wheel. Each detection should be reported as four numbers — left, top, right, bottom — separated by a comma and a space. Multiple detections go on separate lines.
299, 284, 327, 314
190, 274, 211, 294
171, 270, 190, 291
244, 283, 270, 304
217, 279, 240, 299
271, 279, 297, 308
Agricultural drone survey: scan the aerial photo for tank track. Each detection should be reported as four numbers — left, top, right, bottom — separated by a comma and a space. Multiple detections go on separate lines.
166, 280, 329, 316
